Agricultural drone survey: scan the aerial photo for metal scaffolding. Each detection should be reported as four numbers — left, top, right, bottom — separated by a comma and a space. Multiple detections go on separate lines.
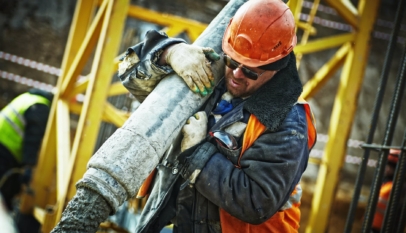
18, 0, 384, 232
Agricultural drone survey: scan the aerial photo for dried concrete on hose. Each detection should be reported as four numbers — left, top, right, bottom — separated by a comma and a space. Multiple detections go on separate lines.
84, 78, 204, 210
51, 188, 111, 233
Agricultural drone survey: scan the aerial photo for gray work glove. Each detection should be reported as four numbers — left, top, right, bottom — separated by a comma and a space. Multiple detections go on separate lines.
118, 52, 160, 102
181, 111, 208, 152
51, 187, 112, 233
165, 43, 220, 96
180, 142, 217, 188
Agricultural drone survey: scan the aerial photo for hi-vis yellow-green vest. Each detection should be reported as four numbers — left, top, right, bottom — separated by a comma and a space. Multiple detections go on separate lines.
0, 93, 50, 163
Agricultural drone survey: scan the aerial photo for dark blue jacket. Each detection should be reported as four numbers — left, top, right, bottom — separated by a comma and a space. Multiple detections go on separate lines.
120, 30, 312, 233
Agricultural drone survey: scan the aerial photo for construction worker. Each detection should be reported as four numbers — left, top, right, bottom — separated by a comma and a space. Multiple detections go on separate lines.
52, 0, 316, 232
371, 149, 402, 233
0, 88, 53, 212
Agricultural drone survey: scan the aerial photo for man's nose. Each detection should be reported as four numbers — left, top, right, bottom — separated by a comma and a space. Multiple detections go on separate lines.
232, 67, 246, 79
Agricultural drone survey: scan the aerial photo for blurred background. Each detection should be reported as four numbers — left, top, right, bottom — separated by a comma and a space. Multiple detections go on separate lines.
0, 0, 405, 232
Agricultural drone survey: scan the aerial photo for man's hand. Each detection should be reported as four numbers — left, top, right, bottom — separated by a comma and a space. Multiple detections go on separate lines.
181, 111, 208, 152
165, 43, 220, 96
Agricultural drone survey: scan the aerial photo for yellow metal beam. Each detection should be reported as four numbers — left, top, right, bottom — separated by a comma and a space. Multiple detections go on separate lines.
64, 75, 89, 100
61, 0, 98, 73
296, 0, 320, 67
53, 0, 112, 223
41, 207, 57, 233
309, 157, 321, 165
60, 0, 108, 98
305, 1, 381, 232
29, 0, 99, 211
33, 206, 46, 224
163, 25, 189, 38
69, 100, 130, 126
294, 33, 354, 55
103, 102, 130, 127
26, 121, 57, 208
287, 0, 303, 31
21, 0, 100, 213
127, 5, 207, 41
296, 21, 316, 36
68, 101, 82, 115
325, 0, 359, 29
20, 0, 130, 229
56, 99, 71, 203
108, 82, 129, 97
358, 0, 366, 15
301, 43, 350, 99
66, 0, 129, 201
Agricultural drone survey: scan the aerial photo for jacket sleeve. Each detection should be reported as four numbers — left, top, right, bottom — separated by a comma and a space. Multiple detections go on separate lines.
22, 103, 50, 166
195, 105, 309, 224
119, 30, 186, 102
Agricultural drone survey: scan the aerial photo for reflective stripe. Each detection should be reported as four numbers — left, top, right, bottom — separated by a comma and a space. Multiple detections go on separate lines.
0, 111, 24, 138
8, 104, 26, 126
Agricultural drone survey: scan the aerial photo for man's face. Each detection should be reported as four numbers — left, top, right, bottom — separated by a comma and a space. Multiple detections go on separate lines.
224, 61, 277, 98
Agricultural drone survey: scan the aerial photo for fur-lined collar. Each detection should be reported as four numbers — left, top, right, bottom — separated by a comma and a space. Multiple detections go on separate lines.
244, 52, 302, 131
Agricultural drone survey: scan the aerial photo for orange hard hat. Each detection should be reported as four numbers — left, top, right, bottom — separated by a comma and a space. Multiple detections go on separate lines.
388, 149, 400, 164
222, 0, 297, 68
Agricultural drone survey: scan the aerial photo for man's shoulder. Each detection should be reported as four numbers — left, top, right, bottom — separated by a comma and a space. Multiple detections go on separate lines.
286, 104, 306, 119
275, 104, 307, 130
28, 88, 53, 102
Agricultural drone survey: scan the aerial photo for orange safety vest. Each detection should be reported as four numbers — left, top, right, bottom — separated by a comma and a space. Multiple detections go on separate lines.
220, 100, 316, 233
137, 100, 317, 232
372, 181, 393, 231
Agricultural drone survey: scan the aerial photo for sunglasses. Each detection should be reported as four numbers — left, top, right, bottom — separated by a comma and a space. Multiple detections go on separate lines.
223, 54, 266, 80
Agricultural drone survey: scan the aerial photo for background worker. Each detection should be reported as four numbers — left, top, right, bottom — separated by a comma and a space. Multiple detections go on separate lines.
52, 0, 316, 232
371, 149, 403, 233
0, 88, 53, 212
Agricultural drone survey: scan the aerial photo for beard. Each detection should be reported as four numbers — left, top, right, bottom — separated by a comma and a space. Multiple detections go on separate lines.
225, 74, 251, 98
